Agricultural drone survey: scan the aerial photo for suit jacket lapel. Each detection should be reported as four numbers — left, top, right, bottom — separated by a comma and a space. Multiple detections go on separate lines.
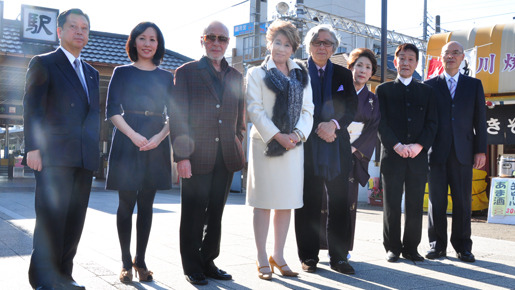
437, 74, 452, 100
55, 49, 89, 101
198, 60, 219, 101
453, 73, 464, 101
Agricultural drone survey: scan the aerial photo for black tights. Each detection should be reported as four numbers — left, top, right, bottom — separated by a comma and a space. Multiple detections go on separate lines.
117, 189, 157, 270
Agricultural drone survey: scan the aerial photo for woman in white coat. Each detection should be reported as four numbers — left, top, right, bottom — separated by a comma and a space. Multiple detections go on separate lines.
246, 19, 314, 280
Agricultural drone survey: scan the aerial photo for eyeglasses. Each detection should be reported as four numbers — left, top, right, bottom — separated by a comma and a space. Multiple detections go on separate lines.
312, 40, 334, 48
202, 34, 229, 43
442, 50, 463, 57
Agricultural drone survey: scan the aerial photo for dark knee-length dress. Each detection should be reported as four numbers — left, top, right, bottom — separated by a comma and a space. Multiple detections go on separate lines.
106, 65, 173, 190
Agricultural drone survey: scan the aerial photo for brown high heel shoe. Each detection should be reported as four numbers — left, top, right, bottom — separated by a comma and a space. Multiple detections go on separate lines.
132, 260, 153, 282
269, 256, 298, 277
119, 268, 133, 283
256, 261, 272, 280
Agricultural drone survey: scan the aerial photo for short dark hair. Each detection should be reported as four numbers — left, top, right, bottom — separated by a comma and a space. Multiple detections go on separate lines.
395, 43, 419, 62
126, 22, 165, 66
348, 48, 378, 76
57, 8, 90, 29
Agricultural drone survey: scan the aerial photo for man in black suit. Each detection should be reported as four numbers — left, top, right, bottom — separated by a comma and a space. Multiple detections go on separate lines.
23, 9, 100, 289
295, 24, 357, 275
424, 41, 487, 263
377, 43, 437, 263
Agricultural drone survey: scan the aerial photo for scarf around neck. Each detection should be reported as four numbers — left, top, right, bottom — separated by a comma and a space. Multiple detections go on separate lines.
261, 56, 308, 157
308, 57, 341, 180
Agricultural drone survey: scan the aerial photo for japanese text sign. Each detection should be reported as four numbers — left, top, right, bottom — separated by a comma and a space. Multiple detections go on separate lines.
21, 5, 58, 43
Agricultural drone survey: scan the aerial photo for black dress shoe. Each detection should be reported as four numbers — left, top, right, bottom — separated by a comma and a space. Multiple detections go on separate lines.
55, 279, 86, 290
386, 251, 399, 262
185, 273, 208, 285
205, 268, 232, 280
457, 251, 475, 262
301, 259, 317, 273
330, 259, 355, 274
402, 251, 425, 262
35, 286, 54, 290
425, 249, 446, 259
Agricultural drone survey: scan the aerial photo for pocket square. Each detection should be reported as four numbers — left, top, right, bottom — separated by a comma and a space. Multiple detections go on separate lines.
337, 85, 344, 91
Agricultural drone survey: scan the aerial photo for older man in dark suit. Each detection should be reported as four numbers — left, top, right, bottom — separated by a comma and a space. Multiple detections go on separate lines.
424, 41, 487, 263
23, 8, 99, 289
170, 21, 245, 286
294, 24, 357, 275
377, 43, 438, 263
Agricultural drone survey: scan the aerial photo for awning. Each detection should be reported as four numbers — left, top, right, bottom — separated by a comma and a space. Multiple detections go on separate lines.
426, 23, 515, 101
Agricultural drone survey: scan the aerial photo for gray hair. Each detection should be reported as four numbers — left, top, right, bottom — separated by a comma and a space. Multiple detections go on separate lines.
304, 24, 340, 54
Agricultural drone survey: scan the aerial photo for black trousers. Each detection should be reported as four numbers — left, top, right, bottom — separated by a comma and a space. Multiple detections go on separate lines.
381, 162, 427, 255
347, 177, 360, 251
179, 148, 233, 275
428, 145, 473, 253
29, 167, 92, 288
295, 166, 351, 263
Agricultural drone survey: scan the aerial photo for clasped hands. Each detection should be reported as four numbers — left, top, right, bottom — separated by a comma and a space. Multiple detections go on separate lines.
394, 143, 423, 158
316, 121, 337, 143
273, 132, 299, 151
129, 132, 161, 151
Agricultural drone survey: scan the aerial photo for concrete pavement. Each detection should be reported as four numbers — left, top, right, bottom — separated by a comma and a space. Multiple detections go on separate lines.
1, 176, 515, 289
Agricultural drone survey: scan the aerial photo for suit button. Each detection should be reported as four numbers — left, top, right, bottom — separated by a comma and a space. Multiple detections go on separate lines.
216, 104, 220, 109
219, 120, 222, 124
407, 118, 412, 122
406, 102, 410, 107
452, 104, 455, 107
71, 103, 75, 107
215, 137, 219, 142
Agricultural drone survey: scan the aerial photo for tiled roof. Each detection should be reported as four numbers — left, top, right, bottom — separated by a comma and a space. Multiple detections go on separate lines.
0, 19, 192, 70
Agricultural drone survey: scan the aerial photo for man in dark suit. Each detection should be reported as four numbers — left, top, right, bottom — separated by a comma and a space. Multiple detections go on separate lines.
169, 21, 245, 286
377, 43, 437, 263
294, 25, 357, 275
23, 9, 100, 290
424, 41, 487, 263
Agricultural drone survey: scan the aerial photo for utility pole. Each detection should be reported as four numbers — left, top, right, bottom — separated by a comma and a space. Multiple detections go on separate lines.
377, 0, 387, 165
252, 0, 261, 59
423, 0, 428, 40
380, 0, 387, 84
295, 0, 305, 59
436, 15, 441, 33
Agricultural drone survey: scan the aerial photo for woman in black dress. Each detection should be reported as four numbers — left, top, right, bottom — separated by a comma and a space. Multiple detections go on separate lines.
346, 48, 380, 251
106, 22, 173, 283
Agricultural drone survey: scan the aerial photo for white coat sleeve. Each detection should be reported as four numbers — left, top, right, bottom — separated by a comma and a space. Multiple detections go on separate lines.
245, 67, 280, 143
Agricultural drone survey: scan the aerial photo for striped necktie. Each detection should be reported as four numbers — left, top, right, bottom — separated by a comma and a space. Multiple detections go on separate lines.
74, 58, 89, 103
448, 77, 456, 99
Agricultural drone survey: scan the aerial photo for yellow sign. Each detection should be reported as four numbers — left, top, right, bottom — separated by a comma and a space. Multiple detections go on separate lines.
491, 179, 515, 216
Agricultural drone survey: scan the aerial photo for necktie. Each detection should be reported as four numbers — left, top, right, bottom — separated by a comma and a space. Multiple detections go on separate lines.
448, 77, 456, 99
73, 58, 89, 102
319, 68, 325, 93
